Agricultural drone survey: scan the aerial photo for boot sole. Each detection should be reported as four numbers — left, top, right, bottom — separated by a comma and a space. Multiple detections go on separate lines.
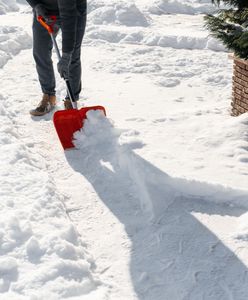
29, 106, 56, 116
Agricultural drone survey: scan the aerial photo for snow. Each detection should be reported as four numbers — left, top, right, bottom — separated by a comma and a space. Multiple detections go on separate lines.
85, 1, 225, 52
74, 110, 248, 217
0, 104, 106, 298
0, 0, 18, 15
88, 2, 149, 27
0, 26, 31, 68
148, 0, 218, 15
0, 0, 248, 299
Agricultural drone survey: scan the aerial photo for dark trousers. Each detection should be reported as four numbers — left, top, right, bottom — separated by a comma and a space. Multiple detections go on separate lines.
32, 14, 86, 100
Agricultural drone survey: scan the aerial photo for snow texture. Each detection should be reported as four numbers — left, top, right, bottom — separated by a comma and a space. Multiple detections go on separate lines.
0, 100, 106, 298
0, 0, 18, 15
0, 2, 107, 299
0, 0, 248, 299
148, 0, 218, 15
88, 2, 149, 27
0, 26, 31, 68
85, 0, 225, 52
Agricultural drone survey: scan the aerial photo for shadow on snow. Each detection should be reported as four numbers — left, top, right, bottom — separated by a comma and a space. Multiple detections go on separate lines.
65, 119, 248, 300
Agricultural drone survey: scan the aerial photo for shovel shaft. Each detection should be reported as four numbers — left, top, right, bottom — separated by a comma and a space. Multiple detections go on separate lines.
50, 34, 77, 109
65, 79, 77, 108
51, 34, 61, 60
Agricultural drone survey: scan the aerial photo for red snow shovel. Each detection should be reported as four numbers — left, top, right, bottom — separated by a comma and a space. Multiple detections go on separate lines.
38, 16, 106, 150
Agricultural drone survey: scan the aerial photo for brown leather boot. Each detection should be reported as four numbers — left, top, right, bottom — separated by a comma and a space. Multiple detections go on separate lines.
63, 98, 74, 110
30, 94, 56, 116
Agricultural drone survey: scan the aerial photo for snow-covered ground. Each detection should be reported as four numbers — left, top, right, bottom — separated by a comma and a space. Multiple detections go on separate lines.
0, 0, 18, 15
0, 0, 248, 299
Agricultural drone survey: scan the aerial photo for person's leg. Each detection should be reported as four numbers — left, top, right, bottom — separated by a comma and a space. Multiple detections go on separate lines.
32, 15, 56, 96
30, 15, 58, 116
68, 6, 87, 101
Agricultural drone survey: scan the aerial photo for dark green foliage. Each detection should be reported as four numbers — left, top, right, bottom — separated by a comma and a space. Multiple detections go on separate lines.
205, 0, 248, 59
211, 0, 248, 9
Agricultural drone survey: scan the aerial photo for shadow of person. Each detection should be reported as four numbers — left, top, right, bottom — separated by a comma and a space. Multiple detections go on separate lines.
65, 116, 248, 300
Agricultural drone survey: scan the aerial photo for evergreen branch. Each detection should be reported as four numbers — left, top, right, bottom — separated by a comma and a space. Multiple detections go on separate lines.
211, 0, 248, 9
205, 14, 248, 59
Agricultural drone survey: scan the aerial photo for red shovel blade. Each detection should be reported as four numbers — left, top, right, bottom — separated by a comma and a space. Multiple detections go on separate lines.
53, 106, 106, 150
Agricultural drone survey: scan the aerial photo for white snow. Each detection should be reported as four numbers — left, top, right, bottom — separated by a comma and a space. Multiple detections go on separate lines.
0, 99, 106, 298
0, 0, 18, 15
148, 0, 218, 15
0, 26, 31, 68
88, 2, 149, 27
0, 0, 248, 299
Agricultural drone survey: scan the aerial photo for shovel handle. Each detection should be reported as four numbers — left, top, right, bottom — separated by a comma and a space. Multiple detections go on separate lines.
37, 15, 57, 34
